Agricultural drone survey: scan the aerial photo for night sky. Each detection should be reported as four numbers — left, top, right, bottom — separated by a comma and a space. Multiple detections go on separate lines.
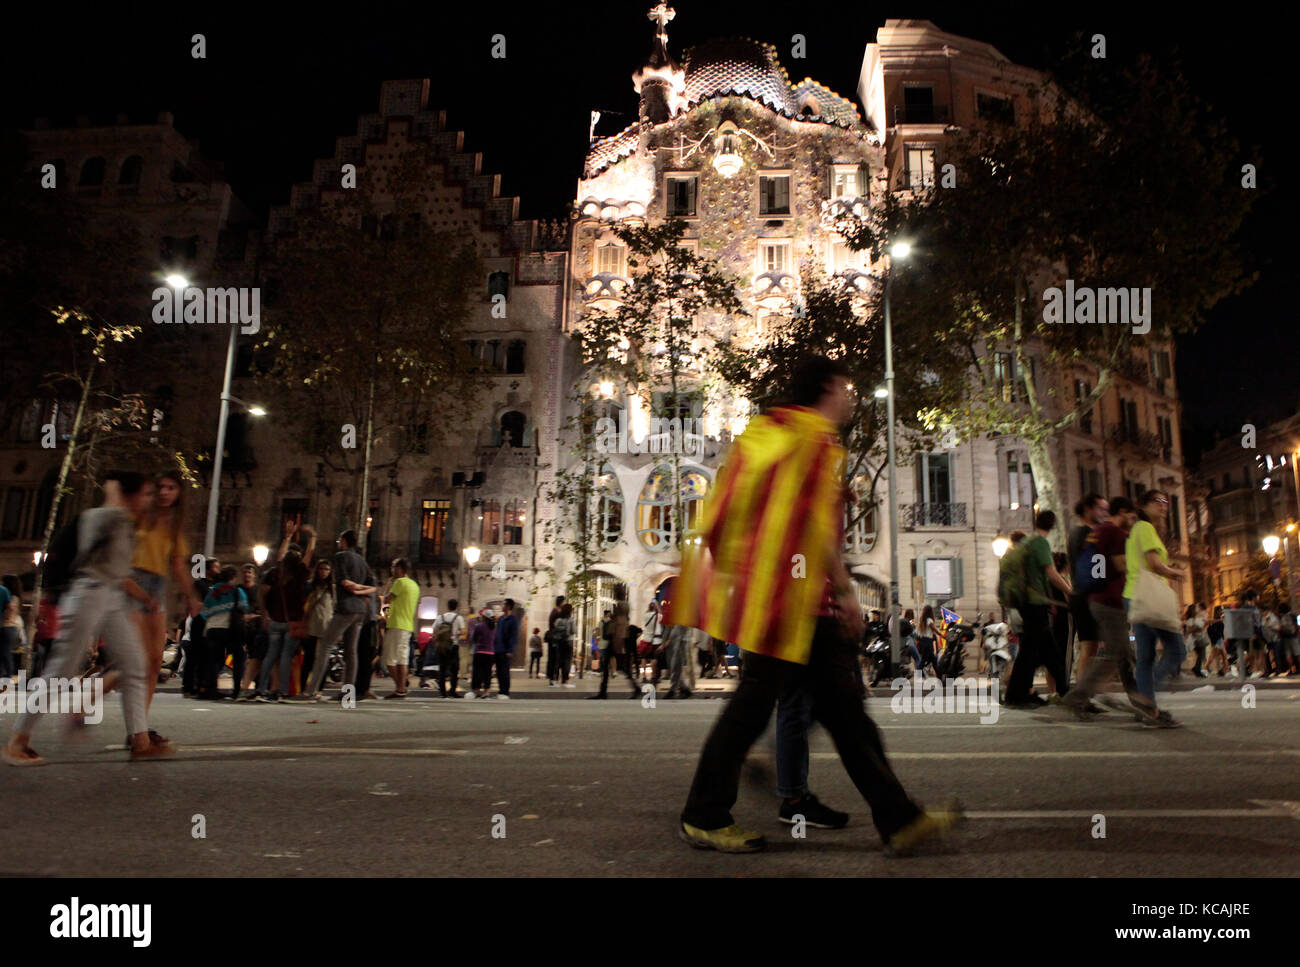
5, 2, 1293, 462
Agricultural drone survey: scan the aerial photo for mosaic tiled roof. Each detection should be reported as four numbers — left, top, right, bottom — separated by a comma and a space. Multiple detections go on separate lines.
683, 37, 863, 129
584, 123, 641, 178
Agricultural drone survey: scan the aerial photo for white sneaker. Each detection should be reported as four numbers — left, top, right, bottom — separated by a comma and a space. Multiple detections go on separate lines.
497, 694, 511, 700
464, 692, 477, 700
548, 681, 557, 687
563, 683, 576, 688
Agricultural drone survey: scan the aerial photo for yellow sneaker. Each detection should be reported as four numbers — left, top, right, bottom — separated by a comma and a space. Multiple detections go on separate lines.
679, 821, 766, 853
883, 800, 965, 857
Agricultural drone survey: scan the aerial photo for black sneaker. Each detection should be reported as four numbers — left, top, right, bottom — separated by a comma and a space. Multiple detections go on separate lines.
779, 794, 849, 829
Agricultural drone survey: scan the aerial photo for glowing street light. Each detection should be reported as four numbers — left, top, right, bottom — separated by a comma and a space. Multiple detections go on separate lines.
1263, 535, 1280, 557
873, 387, 888, 399
164, 273, 190, 289
463, 544, 482, 611
992, 536, 1011, 560
252, 544, 270, 567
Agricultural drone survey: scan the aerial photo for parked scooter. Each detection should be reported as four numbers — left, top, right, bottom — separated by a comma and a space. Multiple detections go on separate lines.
982, 619, 1015, 683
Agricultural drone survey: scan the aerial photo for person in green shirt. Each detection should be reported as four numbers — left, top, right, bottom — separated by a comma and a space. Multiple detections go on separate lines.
1123, 490, 1188, 724
1004, 510, 1073, 707
381, 558, 420, 698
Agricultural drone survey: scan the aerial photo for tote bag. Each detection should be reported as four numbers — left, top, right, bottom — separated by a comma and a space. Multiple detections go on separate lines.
1130, 569, 1181, 633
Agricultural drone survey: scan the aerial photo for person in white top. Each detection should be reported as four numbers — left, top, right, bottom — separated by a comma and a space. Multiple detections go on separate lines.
430, 599, 467, 698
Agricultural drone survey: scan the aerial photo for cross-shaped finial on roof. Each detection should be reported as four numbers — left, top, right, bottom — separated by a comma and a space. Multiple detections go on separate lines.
648, 3, 675, 33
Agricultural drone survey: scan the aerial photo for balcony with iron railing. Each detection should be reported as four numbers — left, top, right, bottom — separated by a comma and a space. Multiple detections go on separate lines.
902, 502, 968, 529
1107, 424, 1169, 461
364, 539, 460, 571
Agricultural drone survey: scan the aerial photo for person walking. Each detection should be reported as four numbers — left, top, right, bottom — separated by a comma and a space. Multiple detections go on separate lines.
4, 471, 175, 765
1206, 605, 1228, 677
591, 600, 639, 699
1003, 511, 1073, 708
670, 354, 961, 855
1058, 497, 1161, 722
1124, 490, 1188, 724
1067, 495, 1108, 683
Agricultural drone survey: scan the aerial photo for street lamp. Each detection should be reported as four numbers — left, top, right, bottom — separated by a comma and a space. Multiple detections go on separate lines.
463, 544, 481, 611
1263, 535, 1280, 557
33, 551, 44, 567
992, 536, 1011, 560
164, 274, 189, 289
201, 376, 267, 559
252, 544, 270, 567
883, 240, 912, 673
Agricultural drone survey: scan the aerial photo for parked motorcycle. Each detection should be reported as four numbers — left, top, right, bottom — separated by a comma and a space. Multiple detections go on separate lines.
935, 612, 981, 682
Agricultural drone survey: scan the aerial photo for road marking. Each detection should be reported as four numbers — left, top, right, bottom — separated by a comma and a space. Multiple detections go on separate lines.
966, 807, 1299, 819
178, 745, 468, 757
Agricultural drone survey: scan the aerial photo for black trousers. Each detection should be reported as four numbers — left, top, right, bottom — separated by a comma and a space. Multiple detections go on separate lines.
355, 620, 377, 695
434, 646, 459, 696
599, 646, 638, 695
1005, 603, 1068, 704
494, 652, 512, 695
682, 618, 921, 839
204, 627, 244, 698
182, 615, 206, 694
471, 652, 494, 691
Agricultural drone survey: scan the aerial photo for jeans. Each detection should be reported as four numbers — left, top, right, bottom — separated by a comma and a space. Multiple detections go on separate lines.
14, 580, 148, 737
665, 625, 691, 691
1005, 603, 1068, 704
528, 652, 542, 676
1126, 598, 1186, 700
494, 652, 512, 695
308, 612, 365, 693
355, 620, 377, 695
259, 621, 300, 696
682, 617, 921, 839
775, 685, 814, 799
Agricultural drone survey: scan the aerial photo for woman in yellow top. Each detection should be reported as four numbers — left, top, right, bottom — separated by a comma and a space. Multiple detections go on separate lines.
1123, 489, 1189, 726
132, 470, 202, 707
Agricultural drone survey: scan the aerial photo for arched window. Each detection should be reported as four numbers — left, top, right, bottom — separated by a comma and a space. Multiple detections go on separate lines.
505, 339, 525, 374
843, 477, 879, 553
596, 462, 623, 547
78, 157, 106, 186
488, 271, 510, 299
118, 155, 143, 185
500, 411, 526, 448
636, 466, 709, 551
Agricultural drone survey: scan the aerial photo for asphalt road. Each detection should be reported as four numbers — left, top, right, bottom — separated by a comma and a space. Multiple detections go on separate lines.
3, 686, 1299, 877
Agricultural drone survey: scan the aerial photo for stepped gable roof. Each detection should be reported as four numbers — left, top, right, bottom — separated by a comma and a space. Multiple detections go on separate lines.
682, 37, 863, 129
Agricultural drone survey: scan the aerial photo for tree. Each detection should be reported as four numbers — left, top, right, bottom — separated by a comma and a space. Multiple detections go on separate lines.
714, 252, 966, 537
256, 151, 485, 546
834, 54, 1257, 546
573, 218, 743, 552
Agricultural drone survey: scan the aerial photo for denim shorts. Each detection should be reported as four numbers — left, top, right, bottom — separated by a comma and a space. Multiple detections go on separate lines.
132, 568, 166, 612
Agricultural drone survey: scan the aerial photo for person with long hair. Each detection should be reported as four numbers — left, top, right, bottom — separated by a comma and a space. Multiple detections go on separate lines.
916, 605, 939, 676
256, 546, 311, 702
1124, 490, 1188, 726
296, 558, 336, 696
131, 470, 202, 708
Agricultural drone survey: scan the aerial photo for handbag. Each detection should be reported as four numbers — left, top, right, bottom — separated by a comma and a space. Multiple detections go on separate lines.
1129, 569, 1181, 633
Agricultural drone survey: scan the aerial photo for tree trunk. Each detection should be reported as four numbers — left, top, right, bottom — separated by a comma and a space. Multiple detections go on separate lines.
25, 372, 93, 668
1026, 434, 1065, 552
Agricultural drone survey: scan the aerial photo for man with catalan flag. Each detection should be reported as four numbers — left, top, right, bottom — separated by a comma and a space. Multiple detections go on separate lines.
668, 354, 963, 855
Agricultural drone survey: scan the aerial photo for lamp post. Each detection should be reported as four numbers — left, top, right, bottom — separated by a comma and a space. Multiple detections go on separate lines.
463, 545, 481, 611
252, 544, 269, 568
883, 241, 911, 672
1263, 534, 1282, 606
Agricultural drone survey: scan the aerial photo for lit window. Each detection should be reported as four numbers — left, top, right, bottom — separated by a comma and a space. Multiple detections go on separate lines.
637, 466, 709, 551
596, 243, 626, 276
832, 166, 861, 199
759, 242, 789, 274
905, 146, 936, 189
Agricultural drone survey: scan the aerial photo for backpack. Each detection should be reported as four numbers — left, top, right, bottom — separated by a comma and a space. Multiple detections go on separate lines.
40, 518, 83, 601
1072, 527, 1108, 595
433, 614, 456, 655
997, 542, 1031, 610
